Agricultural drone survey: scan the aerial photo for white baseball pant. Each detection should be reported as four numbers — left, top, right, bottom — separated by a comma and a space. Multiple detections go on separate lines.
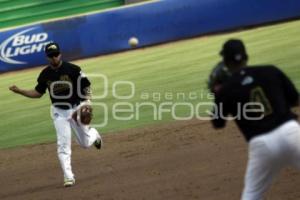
242, 120, 300, 200
51, 105, 100, 181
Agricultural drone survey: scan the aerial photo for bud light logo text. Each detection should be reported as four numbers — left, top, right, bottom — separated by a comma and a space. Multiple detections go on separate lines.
0, 27, 50, 64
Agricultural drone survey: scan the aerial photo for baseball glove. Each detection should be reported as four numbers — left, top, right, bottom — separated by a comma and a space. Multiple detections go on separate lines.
207, 61, 232, 94
72, 104, 93, 125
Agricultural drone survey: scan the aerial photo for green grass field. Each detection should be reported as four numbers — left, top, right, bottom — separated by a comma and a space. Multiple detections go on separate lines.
1, 20, 300, 149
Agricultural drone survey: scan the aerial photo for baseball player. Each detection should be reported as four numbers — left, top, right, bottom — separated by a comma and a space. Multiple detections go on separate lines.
9, 42, 102, 187
210, 39, 300, 200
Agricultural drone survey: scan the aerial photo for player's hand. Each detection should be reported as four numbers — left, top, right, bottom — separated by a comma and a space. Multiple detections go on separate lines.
9, 85, 21, 94
72, 104, 93, 125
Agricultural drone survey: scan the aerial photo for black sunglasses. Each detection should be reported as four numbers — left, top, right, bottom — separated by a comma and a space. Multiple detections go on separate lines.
47, 52, 60, 58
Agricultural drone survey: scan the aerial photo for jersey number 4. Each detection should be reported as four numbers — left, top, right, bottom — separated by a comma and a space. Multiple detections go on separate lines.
250, 86, 273, 116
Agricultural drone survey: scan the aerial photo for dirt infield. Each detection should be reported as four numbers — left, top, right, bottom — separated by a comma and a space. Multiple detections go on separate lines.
1, 118, 300, 200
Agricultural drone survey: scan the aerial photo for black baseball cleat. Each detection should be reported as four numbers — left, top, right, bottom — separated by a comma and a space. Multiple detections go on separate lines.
94, 135, 102, 150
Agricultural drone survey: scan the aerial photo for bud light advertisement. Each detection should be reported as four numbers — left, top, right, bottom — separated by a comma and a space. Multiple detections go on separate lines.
0, 27, 51, 66
0, 23, 86, 72
1, 0, 300, 73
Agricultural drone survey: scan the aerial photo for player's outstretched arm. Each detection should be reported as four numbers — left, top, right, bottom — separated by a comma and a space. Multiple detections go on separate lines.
9, 85, 43, 98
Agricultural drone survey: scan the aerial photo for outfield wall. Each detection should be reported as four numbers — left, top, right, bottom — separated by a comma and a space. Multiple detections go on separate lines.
1, 0, 300, 72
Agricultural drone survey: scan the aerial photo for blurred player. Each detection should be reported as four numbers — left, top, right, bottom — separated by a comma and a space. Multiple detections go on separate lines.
9, 42, 102, 187
210, 39, 300, 200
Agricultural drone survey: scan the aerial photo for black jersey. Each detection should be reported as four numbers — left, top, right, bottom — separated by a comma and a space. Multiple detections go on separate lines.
212, 65, 299, 142
35, 61, 91, 109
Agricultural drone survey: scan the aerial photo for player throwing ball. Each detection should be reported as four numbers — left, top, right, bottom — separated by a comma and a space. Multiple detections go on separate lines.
210, 39, 300, 200
9, 42, 102, 187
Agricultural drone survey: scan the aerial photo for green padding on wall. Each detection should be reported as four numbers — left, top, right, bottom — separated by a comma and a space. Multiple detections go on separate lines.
0, 0, 124, 29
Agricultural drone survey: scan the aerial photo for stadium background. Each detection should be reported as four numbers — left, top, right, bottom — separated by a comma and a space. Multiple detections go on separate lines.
0, 0, 300, 199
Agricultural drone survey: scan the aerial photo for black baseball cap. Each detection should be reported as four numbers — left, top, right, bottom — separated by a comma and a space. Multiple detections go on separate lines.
220, 39, 248, 62
45, 42, 60, 57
